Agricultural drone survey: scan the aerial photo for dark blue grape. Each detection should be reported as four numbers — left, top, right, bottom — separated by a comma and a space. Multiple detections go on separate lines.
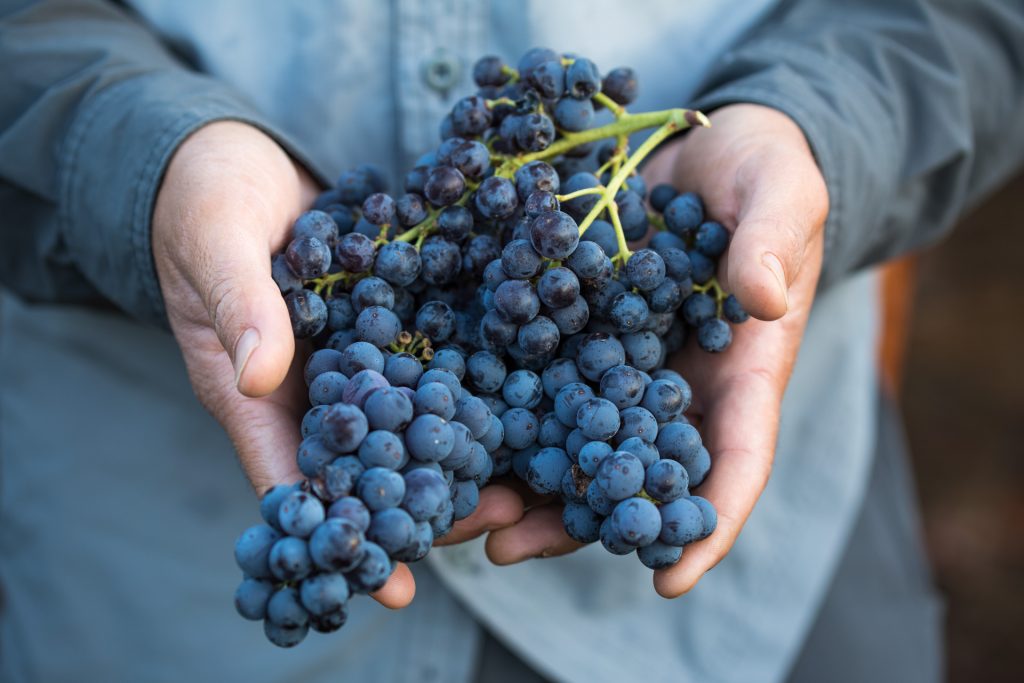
541, 357, 583, 399
437, 205, 474, 243
517, 316, 560, 356
269, 536, 312, 582
596, 451, 645, 500
234, 524, 281, 579
695, 221, 729, 257
451, 95, 492, 137
501, 407, 539, 449
448, 139, 490, 179
578, 440, 613, 477
580, 220, 618, 258
528, 59, 565, 98
722, 294, 749, 323
473, 55, 510, 87
553, 382, 594, 428
625, 249, 666, 291
357, 467, 406, 511
697, 318, 732, 353
450, 479, 480, 521
412, 301, 453, 342
293, 210, 339, 247
620, 330, 663, 372
494, 279, 541, 324
537, 411, 571, 448
297, 435, 336, 478
355, 305, 401, 347
285, 236, 332, 280
234, 578, 273, 621
501, 239, 543, 279
689, 495, 718, 539
263, 619, 308, 648
417, 367, 461, 400
529, 210, 580, 260
687, 250, 715, 284
394, 193, 429, 227
366, 507, 416, 555
463, 234, 502, 277
599, 364, 645, 409
304, 348, 343, 386
608, 292, 649, 333
649, 184, 680, 213
419, 237, 462, 285
598, 517, 635, 555
681, 293, 716, 327
576, 333, 626, 382
663, 192, 704, 237
475, 176, 519, 220
514, 161, 560, 201
466, 351, 507, 393
271, 254, 303, 294
646, 279, 683, 313
285, 289, 328, 338
515, 113, 556, 152
340, 368, 389, 408
351, 276, 394, 313
601, 67, 638, 105
429, 500, 456, 538
587, 480, 616, 516
658, 497, 705, 546
318, 459, 356, 501
325, 203, 357, 235
641, 379, 686, 422
374, 241, 421, 286
610, 497, 660, 547
404, 414, 455, 462
525, 190, 559, 217
428, 348, 465, 380
617, 436, 659, 468
645, 459, 689, 503
525, 447, 570, 495
344, 541, 392, 593
320, 402, 369, 452
338, 341, 385, 377
260, 483, 301, 530
637, 541, 683, 569
267, 587, 309, 630
576, 397, 621, 440
614, 190, 648, 240
553, 97, 594, 132
327, 496, 371, 532
404, 165, 431, 194
277, 490, 325, 538
478, 414, 505, 452
479, 308, 518, 348
300, 405, 328, 439
364, 386, 415, 431
560, 172, 601, 220
517, 47, 559, 82
299, 572, 351, 619
565, 57, 600, 99
502, 369, 543, 409
326, 294, 356, 332
362, 193, 395, 226
413, 381, 456, 421
331, 233, 374, 275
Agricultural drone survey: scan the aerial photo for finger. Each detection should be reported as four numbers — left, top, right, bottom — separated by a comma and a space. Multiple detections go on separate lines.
433, 485, 526, 547
652, 367, 779, 598
719, 154, 827, 321
370, 562, 415, 609
485, 503, 585, 565
196, 233, 296, 398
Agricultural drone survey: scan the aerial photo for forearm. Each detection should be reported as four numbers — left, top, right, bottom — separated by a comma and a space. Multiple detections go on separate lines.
690, 0, 1024, 287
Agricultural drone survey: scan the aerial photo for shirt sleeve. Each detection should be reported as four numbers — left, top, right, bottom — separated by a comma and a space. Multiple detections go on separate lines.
0, 0, 320, 326
690, 0, 1024, 288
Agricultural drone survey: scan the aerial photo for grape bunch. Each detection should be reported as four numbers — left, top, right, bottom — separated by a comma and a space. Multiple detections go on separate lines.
234, 47, 748, 647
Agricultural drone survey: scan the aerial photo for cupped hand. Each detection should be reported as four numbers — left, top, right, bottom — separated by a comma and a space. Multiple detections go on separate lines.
151, 121, 524, 608
481, 104, 829, 597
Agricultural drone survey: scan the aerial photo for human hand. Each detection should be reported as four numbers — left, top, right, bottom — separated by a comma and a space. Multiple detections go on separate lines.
481, 104, 828, 597
152, 121, 523, 608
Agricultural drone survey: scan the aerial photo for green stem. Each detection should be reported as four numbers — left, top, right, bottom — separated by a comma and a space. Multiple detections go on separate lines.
606, 200, 632, 263
556, 187, 605, 202
592, 92, 625, 118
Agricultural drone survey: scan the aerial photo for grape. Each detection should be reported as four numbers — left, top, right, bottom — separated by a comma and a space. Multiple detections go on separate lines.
394, 193, 429, 227
357, 431, 407, 470
278, 491, 326, 538
285, 289, 328, 338
419, 238, 462, 285
235, 578, 274, 621
502, 369, 543, 409
286, 236, 332, 279
466, 351, 507, 393
596, 452, 644, 500
565, 57, 600, 99
517, 316, 560, 356
384, 352, 424, 388
537, 267, 580, 309
697, 318, 732, 353
644, 459, 689, 503
501, 239, 543, 279
601, 67, 638, 104
326, 497, 371, 532
299, 572, 350, 617
553, 97, 594, 132
610, 497, 661, 547
687, 250, 716, 284
553, 382, 594, 428
272, 254, 303, 294
320, 403, 369, 453
618, 436, 659, 468
357, 467, 406, 511
413, 382, 457, 421
576, 333, 625, 382
530, 211, 580, 259
525, 190, 559, 216
663, 192, 704, 236
450, 479, 480, 520
297, 435, 336, 478
404, 414, 455, 462
690, 495, 718, 538
526, 447, 571, 495
578, 440, 612, 477
637, 542, 683, 569
640, 379, 686, 422
454, 395, 492, 439
261, 483, 302, 530
598, 517, 635, 555
658, 498, 705, 546
695, 221, 729, 257
649, 184, 680, 213
501, 408, 539, 449
339, 340, 385, 376
355, 305, 401, 347
350, 276, 395, 313
475, 176, 519, 220
722, 294, 749, 323
437, 205, 474, 244
366, 507, 416, 555
269, 536, 313, 582
344, 541, 392, 594
615, 190, 648, 240
538, 412, 571, 448
625, 250, 666, 291
429, 348, 466, 380
515, 113, 556, 152
234, 524, 281, 579
608, 292, 649, 333
473, 55, 510, 87
494, 279, 541, 324
374, 241, 421, 286
620, 331, 663, 372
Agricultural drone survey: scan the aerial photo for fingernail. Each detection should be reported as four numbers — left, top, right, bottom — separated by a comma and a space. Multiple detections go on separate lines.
761, 252, 789, 311
233, 327, 260, 388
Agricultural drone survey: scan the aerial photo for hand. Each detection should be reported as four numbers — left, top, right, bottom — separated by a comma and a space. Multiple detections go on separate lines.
152, 122, 521, 608
481, 104, 828, 597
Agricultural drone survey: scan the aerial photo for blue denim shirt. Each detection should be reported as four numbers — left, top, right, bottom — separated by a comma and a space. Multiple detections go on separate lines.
1, 1, 1023, 682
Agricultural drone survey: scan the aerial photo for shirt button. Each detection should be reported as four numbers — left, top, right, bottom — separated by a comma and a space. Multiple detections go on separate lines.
422, 51, 461, 95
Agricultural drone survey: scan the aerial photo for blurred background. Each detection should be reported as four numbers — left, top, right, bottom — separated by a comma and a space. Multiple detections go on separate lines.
893, 170, 1023, 682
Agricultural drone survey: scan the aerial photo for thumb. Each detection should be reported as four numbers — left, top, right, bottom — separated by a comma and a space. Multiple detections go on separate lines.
202, 237, 296, 398
719, 162, 827, 321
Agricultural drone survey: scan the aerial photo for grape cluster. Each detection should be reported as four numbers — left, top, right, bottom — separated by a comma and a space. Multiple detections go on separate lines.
234, 47, 747, 647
